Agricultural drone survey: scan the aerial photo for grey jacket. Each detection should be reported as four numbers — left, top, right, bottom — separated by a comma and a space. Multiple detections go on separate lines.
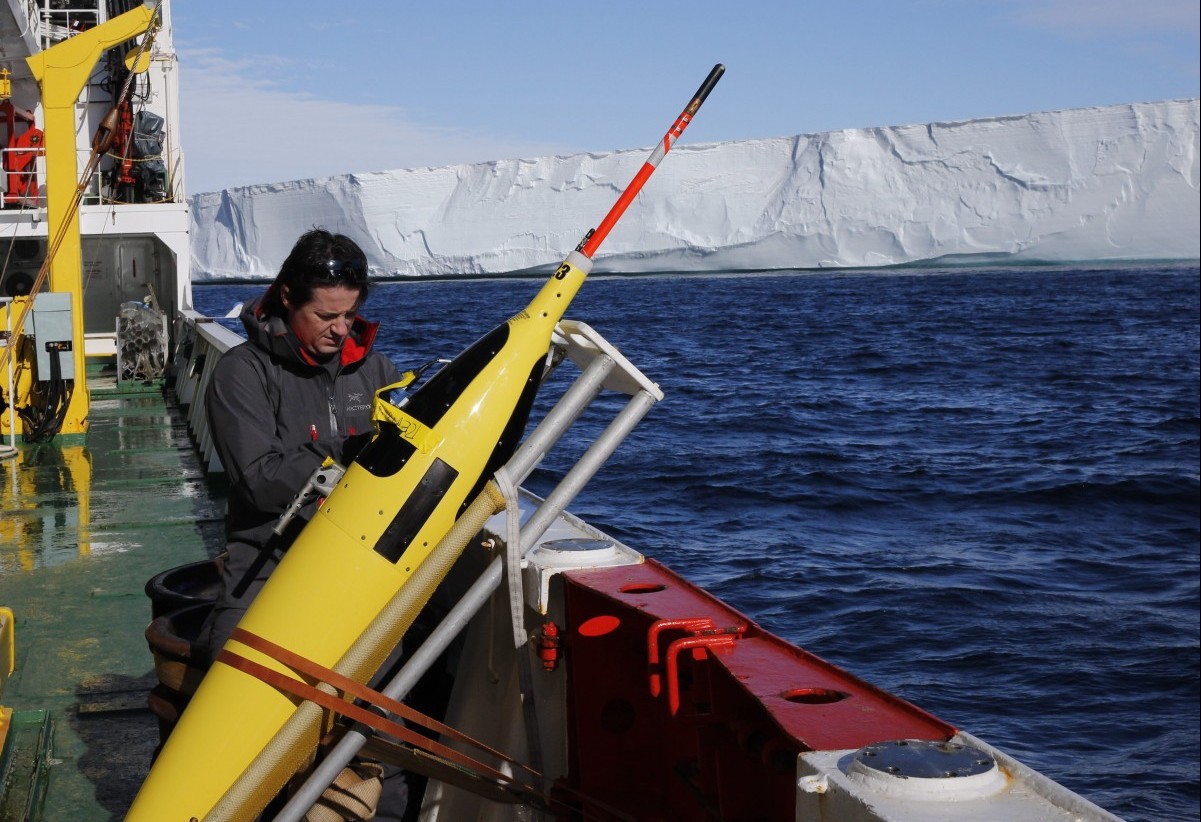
206, 295, 402, 553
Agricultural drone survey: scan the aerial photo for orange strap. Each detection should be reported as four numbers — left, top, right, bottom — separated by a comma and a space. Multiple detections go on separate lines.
218, 629, 545, 804
220, 628, 635, 821
230, 628, 538, 780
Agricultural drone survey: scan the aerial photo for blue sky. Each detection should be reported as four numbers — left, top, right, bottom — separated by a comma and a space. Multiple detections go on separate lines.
172, 0, 1200, 193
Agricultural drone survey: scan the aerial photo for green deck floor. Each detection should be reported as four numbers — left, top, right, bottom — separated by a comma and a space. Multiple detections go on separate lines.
0, 381, 226, 819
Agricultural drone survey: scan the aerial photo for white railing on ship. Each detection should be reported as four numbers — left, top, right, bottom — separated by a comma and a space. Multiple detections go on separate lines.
0, 146, 156, 210
0, 151, 44, 209
15, 0, 102, 49
173, 310, 242, 474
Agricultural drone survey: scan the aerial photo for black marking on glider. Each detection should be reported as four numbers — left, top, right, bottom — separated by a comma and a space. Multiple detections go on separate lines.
373, 458, 460, 563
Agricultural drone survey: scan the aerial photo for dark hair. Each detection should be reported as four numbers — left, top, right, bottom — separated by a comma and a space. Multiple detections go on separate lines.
262, 228, 370, 316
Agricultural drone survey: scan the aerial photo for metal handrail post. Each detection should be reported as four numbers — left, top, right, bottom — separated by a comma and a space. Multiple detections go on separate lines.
506, 352, 614, 483
517, 389, 658, 546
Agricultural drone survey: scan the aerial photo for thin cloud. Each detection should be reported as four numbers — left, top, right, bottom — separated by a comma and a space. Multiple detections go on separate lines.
179, 48, 566, 193
1005, 0, 1199, 32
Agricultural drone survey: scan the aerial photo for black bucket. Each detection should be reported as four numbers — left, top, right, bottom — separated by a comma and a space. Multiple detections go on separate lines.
144, 556, 223, 619
145, 601, 213, 748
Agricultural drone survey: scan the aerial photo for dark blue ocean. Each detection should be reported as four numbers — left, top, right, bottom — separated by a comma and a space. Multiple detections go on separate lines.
194, 264, 1200, 822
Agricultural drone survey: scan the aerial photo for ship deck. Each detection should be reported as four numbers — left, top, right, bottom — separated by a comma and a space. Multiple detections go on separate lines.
0, 370, 225, 819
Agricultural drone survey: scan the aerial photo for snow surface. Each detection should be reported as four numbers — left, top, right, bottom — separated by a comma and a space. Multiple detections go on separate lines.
190, 99, 1199, 281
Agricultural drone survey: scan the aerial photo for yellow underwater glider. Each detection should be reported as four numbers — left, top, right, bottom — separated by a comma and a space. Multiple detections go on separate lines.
126, 64, 724, 821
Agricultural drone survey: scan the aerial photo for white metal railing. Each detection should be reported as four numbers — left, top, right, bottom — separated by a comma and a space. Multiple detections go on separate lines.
0, 147, 177, 211
31, 0, 102, 48
0, 147, 45, 209
172, 310, 244, 473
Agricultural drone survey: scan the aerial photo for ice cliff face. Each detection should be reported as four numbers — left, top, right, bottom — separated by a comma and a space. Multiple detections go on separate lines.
190, 99, 1199, 280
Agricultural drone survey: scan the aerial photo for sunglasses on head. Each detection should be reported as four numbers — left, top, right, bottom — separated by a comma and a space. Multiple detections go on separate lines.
323, 257, 368, 279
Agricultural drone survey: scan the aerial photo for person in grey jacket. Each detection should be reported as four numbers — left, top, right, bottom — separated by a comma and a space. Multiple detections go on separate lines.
203, 228, 402, 658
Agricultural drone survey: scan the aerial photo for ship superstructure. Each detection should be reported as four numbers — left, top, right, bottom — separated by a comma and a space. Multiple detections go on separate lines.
2, 0, 189, 440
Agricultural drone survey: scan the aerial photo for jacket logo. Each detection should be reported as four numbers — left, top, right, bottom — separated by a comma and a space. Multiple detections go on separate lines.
347, 392, 365, 403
